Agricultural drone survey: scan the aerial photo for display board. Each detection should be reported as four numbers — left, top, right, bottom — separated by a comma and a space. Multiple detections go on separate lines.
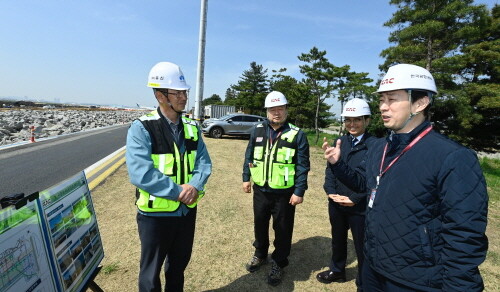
0, 196, 59, 292
39, 172, 104, 292
0, 171, 104, 292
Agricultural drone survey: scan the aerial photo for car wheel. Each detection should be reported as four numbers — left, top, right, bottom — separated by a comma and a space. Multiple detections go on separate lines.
209, 127, 223, 138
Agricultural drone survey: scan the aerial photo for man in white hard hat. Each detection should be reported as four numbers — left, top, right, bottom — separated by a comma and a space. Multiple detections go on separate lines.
317, 98, 375, 291
126, 62, 212, 292
323, 64, 488, 291
242, 91, 310, 286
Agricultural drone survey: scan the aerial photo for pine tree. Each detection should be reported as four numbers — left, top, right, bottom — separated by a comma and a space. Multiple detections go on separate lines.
202, 94, 222, 107
230, 62, 269, 116
224, 88, 237, 106
381, 0, 497, 149
298, 47, 336, 143
269, 68, 332, 128
445, 4, 499, 148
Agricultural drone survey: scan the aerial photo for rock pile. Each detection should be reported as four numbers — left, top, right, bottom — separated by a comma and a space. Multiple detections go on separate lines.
0, 109, 149, 146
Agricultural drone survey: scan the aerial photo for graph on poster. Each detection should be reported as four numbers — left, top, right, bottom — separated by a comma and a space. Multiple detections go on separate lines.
1, 236, 39, 289
0, 171, 104, 292
0, 202, 57, 292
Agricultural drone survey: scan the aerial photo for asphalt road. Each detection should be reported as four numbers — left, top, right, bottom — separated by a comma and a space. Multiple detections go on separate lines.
0, 125, 129, 199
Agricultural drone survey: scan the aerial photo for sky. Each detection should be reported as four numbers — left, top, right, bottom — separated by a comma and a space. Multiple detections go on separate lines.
1, 0, 497, 115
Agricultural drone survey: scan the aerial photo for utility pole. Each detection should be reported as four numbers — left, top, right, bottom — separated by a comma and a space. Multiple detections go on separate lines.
194, 0, 208, 121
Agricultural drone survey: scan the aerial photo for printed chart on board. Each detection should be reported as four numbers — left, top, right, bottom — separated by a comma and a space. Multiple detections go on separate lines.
39, 171, 104, 292
0, 199, 58, 292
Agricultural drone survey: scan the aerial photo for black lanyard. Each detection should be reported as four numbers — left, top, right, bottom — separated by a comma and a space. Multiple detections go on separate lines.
268, 128, 283, 150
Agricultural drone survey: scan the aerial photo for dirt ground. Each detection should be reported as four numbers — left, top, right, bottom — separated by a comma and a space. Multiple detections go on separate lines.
88, 137, 499, 292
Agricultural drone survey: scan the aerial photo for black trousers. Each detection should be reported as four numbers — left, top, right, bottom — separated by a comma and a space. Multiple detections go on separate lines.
253, 186, 296, 268
328, 201, 365, 287
137, 209, 197, 292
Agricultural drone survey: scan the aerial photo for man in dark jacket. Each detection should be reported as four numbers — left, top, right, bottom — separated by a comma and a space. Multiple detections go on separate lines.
242, 91, 310, 286
323, 64, 488, 291
317, 98, 376, 291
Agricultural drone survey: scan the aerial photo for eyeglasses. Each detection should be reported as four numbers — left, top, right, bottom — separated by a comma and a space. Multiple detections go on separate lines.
157, 89, 188, 99
344, 118, 364, 124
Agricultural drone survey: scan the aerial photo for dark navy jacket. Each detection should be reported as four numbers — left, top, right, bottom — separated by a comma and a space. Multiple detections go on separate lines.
324, 133, 376, 215
330, 121, 488, 291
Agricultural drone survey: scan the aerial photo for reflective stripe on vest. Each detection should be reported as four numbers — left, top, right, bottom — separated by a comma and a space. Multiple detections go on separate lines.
181, 116, 199, 142
250, 124, 299, 189
136, 113, 204, 213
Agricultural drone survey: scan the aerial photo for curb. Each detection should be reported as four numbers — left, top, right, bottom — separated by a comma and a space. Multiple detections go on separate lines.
84, 146, 126, 190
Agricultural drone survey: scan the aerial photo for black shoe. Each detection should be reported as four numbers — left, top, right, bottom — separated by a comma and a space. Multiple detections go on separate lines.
267, 262, 283, 286
316, 270, 346, 283
246, 256, 267, 272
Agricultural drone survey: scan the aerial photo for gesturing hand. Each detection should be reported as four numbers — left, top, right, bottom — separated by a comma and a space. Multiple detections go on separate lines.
330, 194, 355, 207
322, 137, 341, 165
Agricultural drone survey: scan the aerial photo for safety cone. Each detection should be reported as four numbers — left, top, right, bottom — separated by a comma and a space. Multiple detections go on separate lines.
30, 126, 36, 143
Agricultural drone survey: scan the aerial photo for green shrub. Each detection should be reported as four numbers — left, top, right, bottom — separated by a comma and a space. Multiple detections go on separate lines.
480, 157, 500, 203
303, 129, 339, 147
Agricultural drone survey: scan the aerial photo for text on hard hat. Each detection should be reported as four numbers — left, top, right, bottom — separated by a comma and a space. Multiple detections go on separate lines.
380, 78, 395, 85
410, 74, 433, 80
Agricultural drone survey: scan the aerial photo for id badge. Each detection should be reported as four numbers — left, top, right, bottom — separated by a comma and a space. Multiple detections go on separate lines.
368, 188, 377, 208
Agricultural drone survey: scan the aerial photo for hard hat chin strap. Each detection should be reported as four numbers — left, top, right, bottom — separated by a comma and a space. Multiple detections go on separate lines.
392, 89, 421, 133
164, 89, 184, 115
168, 102, 184, 115
393, 112, 421, 133
155, 88, 185, 115
362, 116, 371, 129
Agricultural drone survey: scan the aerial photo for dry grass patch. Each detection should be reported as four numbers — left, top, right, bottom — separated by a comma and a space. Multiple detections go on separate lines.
89, 165, 139, 292
88, 137, 498, 292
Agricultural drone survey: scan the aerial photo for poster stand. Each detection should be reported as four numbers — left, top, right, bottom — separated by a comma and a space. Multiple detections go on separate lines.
82, 266, 104, 292
0, 192, 59, 292
0, 171, 105, 292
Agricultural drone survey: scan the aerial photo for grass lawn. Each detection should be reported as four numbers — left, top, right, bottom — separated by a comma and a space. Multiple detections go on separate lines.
89, 137, 499, 291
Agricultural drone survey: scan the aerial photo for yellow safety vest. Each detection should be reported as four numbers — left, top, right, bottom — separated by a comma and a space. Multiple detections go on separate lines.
135, 111, 204, 212
250, 123, 299, 189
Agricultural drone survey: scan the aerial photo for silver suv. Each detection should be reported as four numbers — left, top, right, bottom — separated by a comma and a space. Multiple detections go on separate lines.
201, 113, 266, 138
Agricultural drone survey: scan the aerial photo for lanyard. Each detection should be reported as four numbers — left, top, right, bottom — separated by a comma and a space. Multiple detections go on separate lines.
376, 125, 433, 186
268, 129, 283, 150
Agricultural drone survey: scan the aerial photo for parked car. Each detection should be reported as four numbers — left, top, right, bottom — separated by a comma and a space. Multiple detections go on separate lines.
201, 113, 266, 138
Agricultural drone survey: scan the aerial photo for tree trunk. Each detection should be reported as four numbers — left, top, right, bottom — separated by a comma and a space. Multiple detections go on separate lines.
314, 93, 321, 145
426, 2, 435, 71
339, 99, 345, 135
426, 37, 433, 71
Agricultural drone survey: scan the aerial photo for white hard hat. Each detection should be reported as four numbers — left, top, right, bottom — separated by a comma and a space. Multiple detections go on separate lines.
265, 91, 288, 108
377, 64, 437, 94
341, 98, 371, 117
147, 62, 191, 90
